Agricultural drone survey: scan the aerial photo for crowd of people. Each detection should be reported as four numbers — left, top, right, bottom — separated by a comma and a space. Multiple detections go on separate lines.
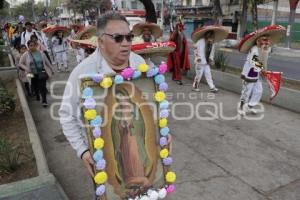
0, 9, 286, 199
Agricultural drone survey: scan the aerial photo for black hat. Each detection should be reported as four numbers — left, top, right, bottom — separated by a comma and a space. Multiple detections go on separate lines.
25, 21, 32, 26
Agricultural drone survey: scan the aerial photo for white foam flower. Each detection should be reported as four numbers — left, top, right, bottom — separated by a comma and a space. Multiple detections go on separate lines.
149, 190, 159, 200
158, 188, 167, 199
139, 195, 150, 200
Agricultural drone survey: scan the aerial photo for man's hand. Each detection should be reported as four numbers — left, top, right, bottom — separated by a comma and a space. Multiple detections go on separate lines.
81, 151, 95, 177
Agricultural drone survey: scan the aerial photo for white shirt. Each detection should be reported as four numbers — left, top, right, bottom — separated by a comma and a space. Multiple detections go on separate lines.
59, 49, 146, 157
51, 36, 68, 53
194, 38, 215, 65
241, 45, 260, 80
21, 30, 40, 47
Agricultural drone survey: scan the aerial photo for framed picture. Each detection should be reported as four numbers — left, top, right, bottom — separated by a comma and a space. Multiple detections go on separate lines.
80, 65, 175, 200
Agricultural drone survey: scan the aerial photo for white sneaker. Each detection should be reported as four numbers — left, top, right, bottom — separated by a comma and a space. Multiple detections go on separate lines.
238, 109, 246, 116
245, 106, 258, 114
209, 88, 219, 93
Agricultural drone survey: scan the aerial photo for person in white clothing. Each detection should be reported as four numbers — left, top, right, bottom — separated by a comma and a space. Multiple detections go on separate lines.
191, 26, 229, 93
21, 22, 40, 47
52, 30, 68, 72
192, 31, 217, 92
238, 35, 271, 114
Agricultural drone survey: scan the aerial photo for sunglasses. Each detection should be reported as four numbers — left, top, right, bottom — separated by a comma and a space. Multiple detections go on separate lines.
102, 33, 134, 43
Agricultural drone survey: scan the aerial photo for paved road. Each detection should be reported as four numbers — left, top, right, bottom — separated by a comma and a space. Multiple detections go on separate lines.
28, 51, 300, 200
221, 50, 300, 81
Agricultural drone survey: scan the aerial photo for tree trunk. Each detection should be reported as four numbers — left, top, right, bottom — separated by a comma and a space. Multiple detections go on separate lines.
251, 0, 258, 30
271, 0, 279, 25
239, 0, 248, 38
287, 0, 300, 48
139, 0, 157, 23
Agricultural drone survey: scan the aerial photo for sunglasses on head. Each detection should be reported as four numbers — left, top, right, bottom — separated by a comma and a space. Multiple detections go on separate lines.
102, 33, 134, 43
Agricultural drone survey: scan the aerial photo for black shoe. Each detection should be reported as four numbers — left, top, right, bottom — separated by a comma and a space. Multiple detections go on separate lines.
176, 81, 183, 85
42, 102, 48, 108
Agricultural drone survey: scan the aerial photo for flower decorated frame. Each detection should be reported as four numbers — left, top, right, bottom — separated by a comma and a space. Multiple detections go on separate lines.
80, 62, 176, 200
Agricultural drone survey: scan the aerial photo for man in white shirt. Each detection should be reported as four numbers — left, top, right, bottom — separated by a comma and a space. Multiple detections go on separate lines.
59, 12, 145, 177
21, 22, 40, 47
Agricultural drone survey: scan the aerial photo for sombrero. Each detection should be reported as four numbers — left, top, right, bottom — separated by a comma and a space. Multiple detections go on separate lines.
73, 25, 96, 40
191, 25, 229, 43
131, 41, 176, 56
43, 25, 71, 38
239, 25, 286, 53
38, 21, 47, 29
132, 22, 163, 39
68, 36, 98, 49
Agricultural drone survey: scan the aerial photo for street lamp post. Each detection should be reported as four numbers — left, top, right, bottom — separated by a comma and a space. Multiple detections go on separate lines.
271, 0, 279, 25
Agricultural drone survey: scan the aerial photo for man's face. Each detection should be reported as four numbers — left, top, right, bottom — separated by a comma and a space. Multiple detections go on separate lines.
257, 36, 271, 50
58, 31, 63, 38
142, 27, 152, 42
99, 20, 132, 65
205, 32, 215, 43
81, 32, 91, 40
26, 25, 32, 32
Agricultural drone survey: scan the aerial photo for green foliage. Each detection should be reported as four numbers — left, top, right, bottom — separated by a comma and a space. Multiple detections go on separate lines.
0, 138, 22, 173
10, 1, 46, 22
214, 51, 228, 72
0, 81, 15, 115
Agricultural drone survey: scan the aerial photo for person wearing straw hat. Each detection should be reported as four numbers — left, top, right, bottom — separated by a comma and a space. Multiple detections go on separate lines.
72, 26, 96, 63
50, 27, 70, 72
238, 25, 286, 115
191, 25, 229, 92
132, 22, 163, 68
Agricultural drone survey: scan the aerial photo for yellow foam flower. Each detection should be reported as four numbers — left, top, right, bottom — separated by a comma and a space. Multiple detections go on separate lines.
94, 138, 104, 149
138, 63, 149, 72
100, 77, 113, 88
155, 91, 166, 102
94, 171, 108, 184
165, 171, 176, 183
84, 109, 97, 120
159, 118, 168, 128
160, 148, 169, 158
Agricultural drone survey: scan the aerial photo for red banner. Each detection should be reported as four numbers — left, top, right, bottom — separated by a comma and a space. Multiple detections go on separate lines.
262, 71, 282, 100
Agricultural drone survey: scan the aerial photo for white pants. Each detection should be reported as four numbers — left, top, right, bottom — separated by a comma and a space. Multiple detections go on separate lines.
193, 64, 215, 89
240, 80, 263, 107
54, 51, 68, 69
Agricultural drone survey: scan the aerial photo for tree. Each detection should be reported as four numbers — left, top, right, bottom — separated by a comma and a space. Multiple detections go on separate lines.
139, 0, 157, 23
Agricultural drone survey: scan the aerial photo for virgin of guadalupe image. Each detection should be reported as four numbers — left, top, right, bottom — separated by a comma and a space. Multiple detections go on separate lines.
101, 83, 162, 198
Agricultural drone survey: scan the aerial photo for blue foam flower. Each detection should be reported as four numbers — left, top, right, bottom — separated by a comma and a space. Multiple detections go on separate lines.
160, 127, 170, 136
132, 70, 142, 79
90, 116, 103, 127
93, 150, 103, 162
159, 82, 168, 91
114, 75, 124, 84
154, 74, 165, 85
82, 87, 93, 99
160, 100, 169, 109
146, 67, 159, 77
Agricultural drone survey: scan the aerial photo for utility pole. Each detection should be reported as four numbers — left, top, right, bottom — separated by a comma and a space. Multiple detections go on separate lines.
32, 0, 36, 22
271, 0, 279, 25
286, 0, 300, 48
161, 0, 164, 29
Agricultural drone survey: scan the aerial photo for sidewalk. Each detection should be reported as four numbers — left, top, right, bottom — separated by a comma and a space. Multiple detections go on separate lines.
27, 51, 300, 200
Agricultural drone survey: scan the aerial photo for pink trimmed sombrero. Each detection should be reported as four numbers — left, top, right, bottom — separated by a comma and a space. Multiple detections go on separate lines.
131, 41, 176, 56
239, 25, 286, 53
132, 22, 163, 39
191, 25, 229, 43
43, 25, 71, 38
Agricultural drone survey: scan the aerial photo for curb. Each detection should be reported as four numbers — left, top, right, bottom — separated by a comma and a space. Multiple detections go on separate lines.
16, 79, 49, 175
0, 80, 69, 200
